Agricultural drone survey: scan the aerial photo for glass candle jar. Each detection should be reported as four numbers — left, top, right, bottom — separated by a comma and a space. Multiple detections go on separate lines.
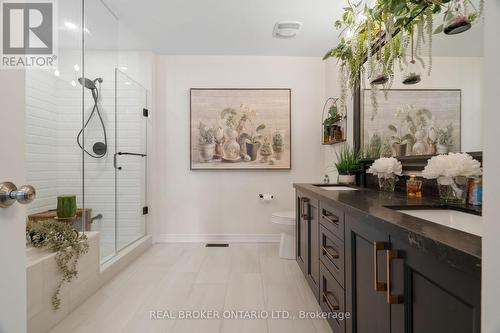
378, 174, 397, 192
406, 175, 422, 199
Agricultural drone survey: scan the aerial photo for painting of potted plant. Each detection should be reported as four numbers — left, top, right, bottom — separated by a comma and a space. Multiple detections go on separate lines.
240, 124, 265, 161
214, 126, 224, 159
427, 125, 439, 155
388, 123, 413, 157
401, 106, 433, 155
259, 137, 273, 163
198, 122, 216, 162
362, 90, 461, 157
190, 89, 291, 170
436, 124, 454, 154
335, 144, 361, 185
272, 129, 285, 160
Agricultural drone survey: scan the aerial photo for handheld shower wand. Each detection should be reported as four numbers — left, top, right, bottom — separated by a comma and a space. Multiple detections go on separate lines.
76, 77, 108, 158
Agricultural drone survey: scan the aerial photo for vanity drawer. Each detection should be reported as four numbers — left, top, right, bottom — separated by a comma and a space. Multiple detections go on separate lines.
320, 201, 345, 241
320, 262, 346, 333
320, 225, 344, 286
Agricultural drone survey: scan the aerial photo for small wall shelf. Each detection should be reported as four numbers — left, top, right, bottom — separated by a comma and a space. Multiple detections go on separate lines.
322, 139, 347, 146
321, 97, 347, 145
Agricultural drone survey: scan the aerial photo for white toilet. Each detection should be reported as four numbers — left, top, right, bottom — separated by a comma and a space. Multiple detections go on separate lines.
272, 211, 296, 259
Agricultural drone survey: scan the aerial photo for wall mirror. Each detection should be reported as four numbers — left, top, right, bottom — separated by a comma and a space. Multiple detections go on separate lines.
357, 4, 483, 159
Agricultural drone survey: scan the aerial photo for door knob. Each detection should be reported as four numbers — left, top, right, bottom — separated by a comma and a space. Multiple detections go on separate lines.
0, 182, 36, 208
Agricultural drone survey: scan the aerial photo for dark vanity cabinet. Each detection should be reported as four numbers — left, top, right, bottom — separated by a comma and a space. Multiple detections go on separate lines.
346, 212, 481, 333
296, 191, 320, 300
295, 188, 481, 333
389, 233, 481, 333
345, 213, 391, 333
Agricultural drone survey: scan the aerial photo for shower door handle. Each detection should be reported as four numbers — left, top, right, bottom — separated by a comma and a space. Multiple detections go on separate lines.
114, 152, 147, 170
113, 154, 122, 170
117, 152, 147, 157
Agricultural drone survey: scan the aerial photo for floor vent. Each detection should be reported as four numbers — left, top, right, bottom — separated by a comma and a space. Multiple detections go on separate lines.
205, 243, 229, 248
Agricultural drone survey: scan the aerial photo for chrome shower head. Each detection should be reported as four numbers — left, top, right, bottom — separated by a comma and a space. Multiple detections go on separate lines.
78, 77, 103, 90
78, 77, 97, 90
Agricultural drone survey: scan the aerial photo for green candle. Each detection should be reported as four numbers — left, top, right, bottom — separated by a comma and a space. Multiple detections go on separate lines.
57, 195, 77, 219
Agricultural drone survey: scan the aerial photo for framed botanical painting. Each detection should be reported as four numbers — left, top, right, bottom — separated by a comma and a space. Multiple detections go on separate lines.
362, 89, 461, 157
190, 88, 291, 170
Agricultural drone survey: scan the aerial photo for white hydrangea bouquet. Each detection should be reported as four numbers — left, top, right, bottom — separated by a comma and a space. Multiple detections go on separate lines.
422, 153, 482, 203
367, 157, 403, 192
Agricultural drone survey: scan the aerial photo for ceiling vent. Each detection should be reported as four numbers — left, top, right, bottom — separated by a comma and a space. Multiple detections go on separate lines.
273, 21, 302, 39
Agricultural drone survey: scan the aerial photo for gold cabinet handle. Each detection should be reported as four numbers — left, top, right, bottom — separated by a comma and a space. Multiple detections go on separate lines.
373, 241, 389, 292
322, 210, 339, 225
386, 249, 404, 304
322, 291, 340, 312
321, 245, 340, 262
301, 197, 310, 219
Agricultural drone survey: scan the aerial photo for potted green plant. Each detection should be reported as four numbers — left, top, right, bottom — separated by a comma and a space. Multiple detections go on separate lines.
335, 144, 361, 185
197, 122, 216, 162
26, 220, 89, 310
240, 124, 265, 161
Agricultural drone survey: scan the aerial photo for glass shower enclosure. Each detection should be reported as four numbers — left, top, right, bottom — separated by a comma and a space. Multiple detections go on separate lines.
25, 0, 149, 264
114, 69, 148, 254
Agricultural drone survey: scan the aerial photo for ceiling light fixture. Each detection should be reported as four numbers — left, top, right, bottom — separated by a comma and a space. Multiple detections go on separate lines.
272, 21, 303, 39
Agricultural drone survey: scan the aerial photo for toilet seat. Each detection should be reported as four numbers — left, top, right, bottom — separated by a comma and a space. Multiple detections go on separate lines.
272, 211, 295, 225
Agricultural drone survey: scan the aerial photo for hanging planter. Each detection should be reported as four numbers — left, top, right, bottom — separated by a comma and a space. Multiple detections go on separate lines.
402, 28, 421, 85
370, 61, 389, 86
444, 15, 471, 35
437, 0, 483, 35
370, 74, 389, 85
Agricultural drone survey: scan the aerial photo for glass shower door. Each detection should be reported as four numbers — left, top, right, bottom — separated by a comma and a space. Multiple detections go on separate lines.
115, 69, 148, 251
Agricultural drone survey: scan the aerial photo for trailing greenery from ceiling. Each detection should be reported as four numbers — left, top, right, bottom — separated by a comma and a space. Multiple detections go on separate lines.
324, 0, 483, 118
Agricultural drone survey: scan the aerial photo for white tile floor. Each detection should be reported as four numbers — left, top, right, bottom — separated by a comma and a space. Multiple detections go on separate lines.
49, 243, 333, 333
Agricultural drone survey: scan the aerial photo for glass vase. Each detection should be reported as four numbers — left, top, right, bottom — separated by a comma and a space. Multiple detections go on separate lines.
437, 176, 468, 204
378, 174, 396, 192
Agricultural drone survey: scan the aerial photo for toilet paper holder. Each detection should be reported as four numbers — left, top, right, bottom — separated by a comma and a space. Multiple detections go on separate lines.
259, 194, 274, 200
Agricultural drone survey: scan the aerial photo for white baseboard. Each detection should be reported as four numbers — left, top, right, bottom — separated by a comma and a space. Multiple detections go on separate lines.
154, 234, 281, 243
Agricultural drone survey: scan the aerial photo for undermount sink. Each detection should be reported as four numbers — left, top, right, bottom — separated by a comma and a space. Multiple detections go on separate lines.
397, 209, 483, 237
314, 185, 359, 191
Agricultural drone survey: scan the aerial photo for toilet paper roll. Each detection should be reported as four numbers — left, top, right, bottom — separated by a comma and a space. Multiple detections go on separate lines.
259, 193, 274, 201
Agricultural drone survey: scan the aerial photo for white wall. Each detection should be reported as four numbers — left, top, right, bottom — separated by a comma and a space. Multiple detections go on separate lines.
482, 1, 500, 331
152, 56, 325, 240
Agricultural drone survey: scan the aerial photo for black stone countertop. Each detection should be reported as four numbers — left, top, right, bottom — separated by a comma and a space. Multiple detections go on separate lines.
294, 183, 482, 276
